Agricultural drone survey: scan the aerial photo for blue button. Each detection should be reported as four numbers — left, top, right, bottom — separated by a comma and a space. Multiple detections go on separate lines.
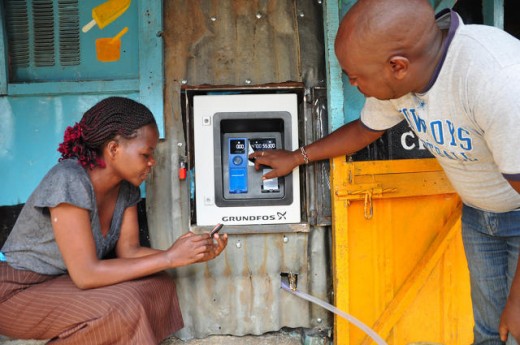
0, 252, 6, 262
232, 156, 243, 165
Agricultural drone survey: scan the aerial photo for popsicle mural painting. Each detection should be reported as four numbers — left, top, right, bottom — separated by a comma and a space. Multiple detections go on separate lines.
96, 27, 128, 62
82, 0, 131, 33
82, 0, 132, 63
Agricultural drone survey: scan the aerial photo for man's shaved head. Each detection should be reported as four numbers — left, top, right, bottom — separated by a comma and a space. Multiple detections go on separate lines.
334, 0, 444, 98
335, 0, 437, 62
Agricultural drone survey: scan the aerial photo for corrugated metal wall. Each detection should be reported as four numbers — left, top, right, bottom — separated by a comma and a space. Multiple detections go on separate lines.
147, 0, 330, 340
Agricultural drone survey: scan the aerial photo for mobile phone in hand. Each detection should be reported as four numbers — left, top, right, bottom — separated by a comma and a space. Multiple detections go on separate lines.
210, 223, 224, 236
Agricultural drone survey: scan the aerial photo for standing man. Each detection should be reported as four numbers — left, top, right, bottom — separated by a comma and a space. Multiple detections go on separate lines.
249, 0, 520, 344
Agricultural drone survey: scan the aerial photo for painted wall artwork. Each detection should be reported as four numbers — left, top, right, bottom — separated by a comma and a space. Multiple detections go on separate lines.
82, 0, 131, 63
95, 27, 128, 62
82, 0, 131, 32
4, 0, 138, 82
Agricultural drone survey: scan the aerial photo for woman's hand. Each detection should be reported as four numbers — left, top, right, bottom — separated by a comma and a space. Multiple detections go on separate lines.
166, 232, 228, 267
199, 232, 228, 263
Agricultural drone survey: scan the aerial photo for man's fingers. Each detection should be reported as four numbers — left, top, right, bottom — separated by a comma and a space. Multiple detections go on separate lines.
253, 156, 271, 170
499, 323, 509, 342
262, 170, 278, 180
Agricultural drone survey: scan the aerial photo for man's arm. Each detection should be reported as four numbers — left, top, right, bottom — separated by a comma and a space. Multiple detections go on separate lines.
249, 119, 385, 179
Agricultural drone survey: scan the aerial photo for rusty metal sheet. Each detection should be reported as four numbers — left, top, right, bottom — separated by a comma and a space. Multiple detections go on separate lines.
164, 0, 302, 86
148, 0, 330, 340
170, 232, 312, 338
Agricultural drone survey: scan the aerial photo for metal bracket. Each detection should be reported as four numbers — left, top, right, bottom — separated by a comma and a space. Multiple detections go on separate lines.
335, 184, 397, 219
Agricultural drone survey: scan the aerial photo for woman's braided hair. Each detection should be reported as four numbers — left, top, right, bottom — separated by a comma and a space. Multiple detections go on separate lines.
58, 97, 157, 169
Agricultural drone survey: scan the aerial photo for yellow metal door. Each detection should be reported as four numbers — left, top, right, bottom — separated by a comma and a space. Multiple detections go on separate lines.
331, 157, 473, 345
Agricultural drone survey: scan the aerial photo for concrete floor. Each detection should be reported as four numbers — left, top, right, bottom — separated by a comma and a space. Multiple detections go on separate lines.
0, 329, 307, 345
0, 339, 45, 345
162, 331, 304, 345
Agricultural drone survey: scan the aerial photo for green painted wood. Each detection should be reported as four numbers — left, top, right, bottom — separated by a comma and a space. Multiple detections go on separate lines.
430, 0, 456, 12
138, 0, 165, 138
8, 79, 139, 95
324, 0, 346, 132
483, 0, 504, 29
0, 0, 6, 95
338, 1, 365, 125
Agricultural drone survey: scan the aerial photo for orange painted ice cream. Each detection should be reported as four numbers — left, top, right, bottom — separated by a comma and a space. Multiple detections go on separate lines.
82, 0, 131, 33
96, 27, 128, 62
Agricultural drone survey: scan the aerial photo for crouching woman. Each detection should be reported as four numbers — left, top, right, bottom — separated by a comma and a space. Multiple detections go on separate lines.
0, 97, 228, 344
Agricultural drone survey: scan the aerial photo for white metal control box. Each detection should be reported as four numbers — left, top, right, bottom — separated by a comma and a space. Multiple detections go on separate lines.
193, 93, 301, 226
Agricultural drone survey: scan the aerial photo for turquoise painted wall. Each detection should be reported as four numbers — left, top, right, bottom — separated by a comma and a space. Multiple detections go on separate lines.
0, 0, 163, 206
0, 93, 139, 205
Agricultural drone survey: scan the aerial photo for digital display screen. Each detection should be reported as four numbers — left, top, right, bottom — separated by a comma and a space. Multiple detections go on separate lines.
230, 139, 246, 154
250, 138, 277, 151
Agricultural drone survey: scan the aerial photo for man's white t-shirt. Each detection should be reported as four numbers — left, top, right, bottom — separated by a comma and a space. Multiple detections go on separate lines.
361, 10, 520, 213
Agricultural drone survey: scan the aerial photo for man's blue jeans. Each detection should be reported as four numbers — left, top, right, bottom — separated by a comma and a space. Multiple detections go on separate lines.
462, 204, 520, 345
